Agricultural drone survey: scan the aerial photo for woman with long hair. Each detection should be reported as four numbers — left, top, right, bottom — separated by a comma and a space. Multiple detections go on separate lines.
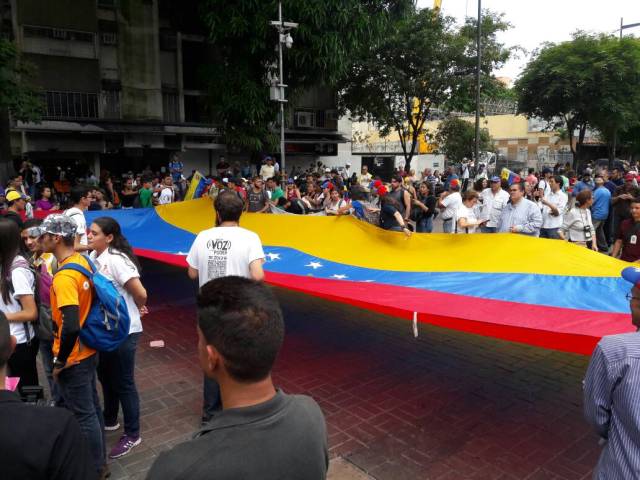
88, 216, 148, 459
0, 219, 38, 396
413, 182, 437, 233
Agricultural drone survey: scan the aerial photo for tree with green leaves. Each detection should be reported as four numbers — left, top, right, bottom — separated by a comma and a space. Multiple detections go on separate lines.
339, 7, 512, 172
199, 0, 412, 153
0, 38, 43, 183
514, 34, 640, 167
434, 116, 493, 163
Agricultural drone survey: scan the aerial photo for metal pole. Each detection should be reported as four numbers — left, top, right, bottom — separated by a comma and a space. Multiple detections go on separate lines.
620, 17, 624, 39
278, 1, 286, 182
474, 0, 481, 170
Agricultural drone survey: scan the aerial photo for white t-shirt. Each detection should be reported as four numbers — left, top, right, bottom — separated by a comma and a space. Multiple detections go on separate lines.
158, 187, 174, 205
186, 226, 265, 288
541, 190, 568, 229
90, 249, 142, 334
455, 204, 479, 234
64, 207, 88, 246
441, 191, 462, 220
260, 164, 275, 181
0, 258, 35, 344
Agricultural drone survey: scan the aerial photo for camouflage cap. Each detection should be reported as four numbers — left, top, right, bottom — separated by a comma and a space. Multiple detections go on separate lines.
33, 213, 78, 238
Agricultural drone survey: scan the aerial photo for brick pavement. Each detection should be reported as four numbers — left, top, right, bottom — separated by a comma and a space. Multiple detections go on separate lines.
99, 260, 600, 479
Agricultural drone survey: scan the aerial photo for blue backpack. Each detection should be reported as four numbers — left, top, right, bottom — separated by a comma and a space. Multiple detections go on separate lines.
59, 257, 131, 352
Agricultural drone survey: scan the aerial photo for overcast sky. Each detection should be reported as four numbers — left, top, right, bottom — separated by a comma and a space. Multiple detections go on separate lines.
416, 0, 640, 80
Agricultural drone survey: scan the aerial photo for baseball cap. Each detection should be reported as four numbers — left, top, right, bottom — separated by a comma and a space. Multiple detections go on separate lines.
490, 176, 501, 183
450, 179, 460, 189
622, 267, 640, 288
32, 214, 77, 238
5, 190, 26, 202
542, 167, 552, 174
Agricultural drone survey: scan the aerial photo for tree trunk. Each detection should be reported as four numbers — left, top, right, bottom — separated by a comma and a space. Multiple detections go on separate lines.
0, 108, 13, 185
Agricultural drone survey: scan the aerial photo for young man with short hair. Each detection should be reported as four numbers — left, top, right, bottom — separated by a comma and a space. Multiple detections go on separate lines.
138, 177, 154, 208
147, 276, 328, 480
36, 214, 106, 476
0, 311, 96, 480
187, 190, 265, 423
246, 176, 270, 213
265, 177, 284, 203
539, 175, 568, 239
157, 175, 175, 205
612, 198, 640, 262
64, 185, 92, 252
3, 190, 27, 229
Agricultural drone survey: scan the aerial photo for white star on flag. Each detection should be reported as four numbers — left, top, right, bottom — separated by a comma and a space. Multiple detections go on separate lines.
331, 274, 348, 279
305, 262, 323, 269
265, 253, 281, 261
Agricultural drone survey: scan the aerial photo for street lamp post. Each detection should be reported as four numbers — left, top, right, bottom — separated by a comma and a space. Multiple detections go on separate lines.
474, 0, 482, 173
270, 2, 297, 183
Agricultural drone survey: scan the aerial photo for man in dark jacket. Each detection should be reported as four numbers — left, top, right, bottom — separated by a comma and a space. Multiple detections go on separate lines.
0, 311, 96, 480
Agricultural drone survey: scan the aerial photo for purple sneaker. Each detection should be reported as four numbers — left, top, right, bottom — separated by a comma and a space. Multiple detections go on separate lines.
109, 435, 142, 459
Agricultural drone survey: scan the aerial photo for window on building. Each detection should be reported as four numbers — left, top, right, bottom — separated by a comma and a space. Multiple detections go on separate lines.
45, 91, 99, 119
163, 90, 180, 123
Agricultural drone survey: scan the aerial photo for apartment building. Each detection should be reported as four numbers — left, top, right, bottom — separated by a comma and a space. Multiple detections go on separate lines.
6, 0, 348, 181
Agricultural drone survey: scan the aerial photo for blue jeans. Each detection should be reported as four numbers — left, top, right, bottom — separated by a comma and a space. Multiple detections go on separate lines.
416, 217, 433, 233
539, 228, 561, 239
481, 226, 497, 233
57, 354, 105, 472
98, 332, 141, 437
39, 339, 64, 405
442, 218, 454, 233
203, 375, 222, 420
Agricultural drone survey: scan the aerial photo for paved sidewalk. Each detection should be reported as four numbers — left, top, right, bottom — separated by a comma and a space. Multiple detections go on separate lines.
100, 260, 599, 479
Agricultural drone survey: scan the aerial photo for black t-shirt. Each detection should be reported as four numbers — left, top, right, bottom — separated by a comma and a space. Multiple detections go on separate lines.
617, 219, 640, 262
147, 390, 328, 480
0, 390, 96, 480
120, 191, 137, 208
380, 203, 401, 230
418, 194, 437, 219
3, 210, 24, 229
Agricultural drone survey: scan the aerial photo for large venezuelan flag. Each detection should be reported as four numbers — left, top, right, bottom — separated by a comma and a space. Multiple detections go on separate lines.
86, 198, 633, 355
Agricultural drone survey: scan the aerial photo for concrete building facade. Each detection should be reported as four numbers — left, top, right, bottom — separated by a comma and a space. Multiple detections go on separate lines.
6, 0, 348, 181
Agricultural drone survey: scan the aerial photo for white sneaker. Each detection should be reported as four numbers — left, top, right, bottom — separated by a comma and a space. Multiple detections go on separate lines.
104, 422, 120, 431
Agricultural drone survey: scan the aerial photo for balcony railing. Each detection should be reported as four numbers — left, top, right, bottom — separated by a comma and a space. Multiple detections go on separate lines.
44, 91, 99, 119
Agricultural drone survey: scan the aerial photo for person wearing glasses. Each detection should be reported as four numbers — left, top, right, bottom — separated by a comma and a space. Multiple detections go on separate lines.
584, 266, 640, 479
497, 182, 542, 236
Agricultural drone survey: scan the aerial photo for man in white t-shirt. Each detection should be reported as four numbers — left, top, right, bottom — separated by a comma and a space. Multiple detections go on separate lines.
186, 190, 265, 423
259, 158, 276, 182
479, 176, 510, 233
539, 175, 568, 239
63, 185, 91, 252
438, 179, 462, 233
157, 175, 175, 205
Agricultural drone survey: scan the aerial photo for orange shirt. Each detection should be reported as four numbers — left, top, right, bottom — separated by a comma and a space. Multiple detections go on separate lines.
51, 253, 95, 363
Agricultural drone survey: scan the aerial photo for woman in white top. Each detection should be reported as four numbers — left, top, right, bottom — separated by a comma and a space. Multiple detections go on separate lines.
88, 217, 148, 459
560, 189, 597, 251
455, 190, 487, 234
0, 219, 38, 395
324, 189, 351, 216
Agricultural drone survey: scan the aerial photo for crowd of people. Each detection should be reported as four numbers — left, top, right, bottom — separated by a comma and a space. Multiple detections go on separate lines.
0, 185, 328, 479
4, 152, 640, 478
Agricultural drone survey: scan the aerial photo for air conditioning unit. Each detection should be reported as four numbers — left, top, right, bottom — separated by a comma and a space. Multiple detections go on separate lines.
295, 111, 315, 128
